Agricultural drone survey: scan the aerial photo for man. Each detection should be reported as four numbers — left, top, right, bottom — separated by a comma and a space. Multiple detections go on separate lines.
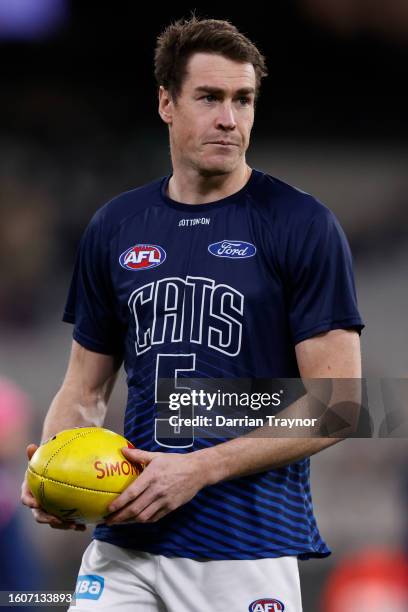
21, 17, 364, 612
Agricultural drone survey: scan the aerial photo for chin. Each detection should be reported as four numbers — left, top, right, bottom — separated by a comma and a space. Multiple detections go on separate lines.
196, 157, 239, 178
199, 167, 230, 178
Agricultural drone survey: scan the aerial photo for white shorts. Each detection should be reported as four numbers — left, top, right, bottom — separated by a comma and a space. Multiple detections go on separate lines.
69, 540, 303, 611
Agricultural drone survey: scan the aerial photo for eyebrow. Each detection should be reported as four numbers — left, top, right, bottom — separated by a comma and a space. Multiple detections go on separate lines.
194, 86, 255, 96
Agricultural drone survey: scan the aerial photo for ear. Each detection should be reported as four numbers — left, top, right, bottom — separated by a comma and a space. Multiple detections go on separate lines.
158, 86, 173, 125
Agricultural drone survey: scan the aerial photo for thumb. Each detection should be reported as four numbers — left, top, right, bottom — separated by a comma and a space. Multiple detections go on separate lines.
121, 446, 156, 468
26, 443, 38, 461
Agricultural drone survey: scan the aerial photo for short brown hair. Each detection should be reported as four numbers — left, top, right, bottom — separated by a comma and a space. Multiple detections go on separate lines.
154, 16, 268, 100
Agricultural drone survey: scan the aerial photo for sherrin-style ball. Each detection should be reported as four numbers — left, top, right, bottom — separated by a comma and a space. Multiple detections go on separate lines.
27, 427, 143, 524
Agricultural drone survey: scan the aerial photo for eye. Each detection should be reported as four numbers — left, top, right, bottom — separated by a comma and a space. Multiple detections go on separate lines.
202, 94, 217, 103
238, 96, 251, 106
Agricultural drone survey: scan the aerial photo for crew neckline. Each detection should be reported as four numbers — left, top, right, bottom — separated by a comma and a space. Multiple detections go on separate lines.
160, 168, 262, 212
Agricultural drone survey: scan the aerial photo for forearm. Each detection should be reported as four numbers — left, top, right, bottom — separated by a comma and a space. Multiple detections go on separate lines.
197, 331, 362, 486
40, 340, 121, 443
196, 434, 341, 485
41, 384, 108, 442
194, 376, 360, 486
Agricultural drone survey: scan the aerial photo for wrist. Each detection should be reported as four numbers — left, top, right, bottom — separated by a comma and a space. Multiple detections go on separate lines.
193, 446, 229, 487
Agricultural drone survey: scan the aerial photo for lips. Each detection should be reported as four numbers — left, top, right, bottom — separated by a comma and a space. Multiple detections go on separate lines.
207, 141, 239, 146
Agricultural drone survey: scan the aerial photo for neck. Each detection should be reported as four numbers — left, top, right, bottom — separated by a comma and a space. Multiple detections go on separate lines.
167, 163, 252, 205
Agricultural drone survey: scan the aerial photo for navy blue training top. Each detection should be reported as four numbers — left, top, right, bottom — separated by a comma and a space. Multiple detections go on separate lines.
63, 168, 364, 560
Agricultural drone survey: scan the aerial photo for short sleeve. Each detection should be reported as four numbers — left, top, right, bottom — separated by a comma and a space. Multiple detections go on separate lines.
62, 211, 124, 355
286, 206, 365, 344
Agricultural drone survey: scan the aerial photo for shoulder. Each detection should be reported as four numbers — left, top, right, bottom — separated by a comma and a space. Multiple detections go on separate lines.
249, 169, 335, 228
87, 176, 165, 236
249, 170, 347, 272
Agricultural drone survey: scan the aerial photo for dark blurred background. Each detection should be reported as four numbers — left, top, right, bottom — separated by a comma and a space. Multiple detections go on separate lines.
0, 1, 407, 610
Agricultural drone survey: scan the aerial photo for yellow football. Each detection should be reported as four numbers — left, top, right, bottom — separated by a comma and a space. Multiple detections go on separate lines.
27, 427, 142, 524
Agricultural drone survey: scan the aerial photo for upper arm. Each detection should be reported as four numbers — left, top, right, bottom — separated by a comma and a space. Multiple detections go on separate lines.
62, 339, 122, 404
295, 328, 361, 378
62, 209, 125, 356
282, 204, 364, 345
295, 329, 362, 438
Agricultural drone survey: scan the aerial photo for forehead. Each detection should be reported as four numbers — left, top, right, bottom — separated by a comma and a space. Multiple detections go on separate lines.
183, 52, 256, 92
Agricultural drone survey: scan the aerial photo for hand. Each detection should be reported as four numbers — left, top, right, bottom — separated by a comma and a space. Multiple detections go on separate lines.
21, 443, 86, 531
105, 448, 207, 525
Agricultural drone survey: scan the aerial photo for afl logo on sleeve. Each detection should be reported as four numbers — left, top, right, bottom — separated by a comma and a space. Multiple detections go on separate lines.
248, 599, 285, 612
119, 244, 166, 271
208, 240, 256, 259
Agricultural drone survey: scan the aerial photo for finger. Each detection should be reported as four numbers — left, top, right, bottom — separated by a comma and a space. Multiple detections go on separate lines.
106, 500, 159, 525
26, 443, 38, 460
21, 492, 41, 509
32, 508, 72, 527
143, 506, 169, 523
32, 508, 84, 530
107, 473, 150, 514
106, 487, 158, 524
120, 447, 155, 468
49, 519, 87, 531
51, 522, 87, 531
50, 522, 77, 530
32, 508, 63, 524
21, 477, 40, 507
135, 500, 166, 523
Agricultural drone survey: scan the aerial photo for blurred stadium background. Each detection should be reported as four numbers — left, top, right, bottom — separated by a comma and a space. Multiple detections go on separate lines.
0, 1, 407, 610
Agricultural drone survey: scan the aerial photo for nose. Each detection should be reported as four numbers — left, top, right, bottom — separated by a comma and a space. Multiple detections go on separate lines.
215, 102, 237, 131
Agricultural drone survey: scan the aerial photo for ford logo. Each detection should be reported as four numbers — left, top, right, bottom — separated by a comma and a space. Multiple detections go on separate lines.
208, 240, 256, 259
